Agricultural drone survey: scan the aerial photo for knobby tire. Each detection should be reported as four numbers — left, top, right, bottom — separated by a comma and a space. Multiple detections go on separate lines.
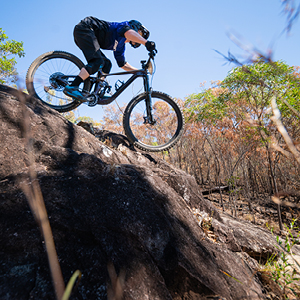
123, 91, 185, 152
26, 51, 90, 113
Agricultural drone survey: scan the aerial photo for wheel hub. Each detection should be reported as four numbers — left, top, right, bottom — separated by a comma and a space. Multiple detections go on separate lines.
49, 72, 67, 90
143, 116, 156, 125
86, 94, 98, 107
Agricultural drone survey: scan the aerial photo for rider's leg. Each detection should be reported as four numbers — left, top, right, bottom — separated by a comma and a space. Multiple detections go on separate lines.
64, 57, 106, 101
64, 67, 90, 101
64, 57, 103, 100
97, 55, 111, 83
102, 56, 112, 74
70, 67, 89, 87
71, 57, 102, 87
64, 57, 104, 101
64, 22, 105, 101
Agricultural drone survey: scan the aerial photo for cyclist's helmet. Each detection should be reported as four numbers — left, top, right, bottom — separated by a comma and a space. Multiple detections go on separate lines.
128, 20, 150, 48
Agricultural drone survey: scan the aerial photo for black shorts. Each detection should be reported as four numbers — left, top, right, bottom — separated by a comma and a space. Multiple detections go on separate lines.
73, 22, 111, 73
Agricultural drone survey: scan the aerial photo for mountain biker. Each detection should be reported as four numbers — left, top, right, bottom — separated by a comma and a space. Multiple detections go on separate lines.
63, 17, 157, 101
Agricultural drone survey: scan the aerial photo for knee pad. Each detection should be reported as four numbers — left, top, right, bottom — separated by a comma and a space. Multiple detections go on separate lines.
102, 59, 112, 74
85, 58, 103, 75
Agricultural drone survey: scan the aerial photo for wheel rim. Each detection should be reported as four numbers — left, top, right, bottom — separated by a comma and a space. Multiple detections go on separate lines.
128, 95, 182, 150
30, 56, 84, 106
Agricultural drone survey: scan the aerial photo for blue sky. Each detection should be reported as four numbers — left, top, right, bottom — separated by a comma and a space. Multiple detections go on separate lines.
2, 0, 300, 122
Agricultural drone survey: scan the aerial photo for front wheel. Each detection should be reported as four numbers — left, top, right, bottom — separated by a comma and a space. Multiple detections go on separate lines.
26, 51, 91, 112
123, 91, 185, 152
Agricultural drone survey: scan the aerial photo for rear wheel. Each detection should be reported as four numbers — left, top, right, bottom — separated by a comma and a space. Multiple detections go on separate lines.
26, 51, 91, 112
123, 91, 185, 152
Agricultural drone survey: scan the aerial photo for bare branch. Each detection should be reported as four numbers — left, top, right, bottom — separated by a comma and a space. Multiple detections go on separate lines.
281, 0, 300, 33
270, 96, 300, 164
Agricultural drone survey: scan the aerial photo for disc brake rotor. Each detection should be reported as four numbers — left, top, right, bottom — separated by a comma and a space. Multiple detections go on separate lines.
49, 72, 67, 90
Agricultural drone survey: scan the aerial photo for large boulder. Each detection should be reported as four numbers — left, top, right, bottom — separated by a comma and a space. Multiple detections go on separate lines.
0, 85, 282, 299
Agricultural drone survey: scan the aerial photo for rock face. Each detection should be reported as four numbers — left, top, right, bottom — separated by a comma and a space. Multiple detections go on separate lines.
0, 85, 281, 299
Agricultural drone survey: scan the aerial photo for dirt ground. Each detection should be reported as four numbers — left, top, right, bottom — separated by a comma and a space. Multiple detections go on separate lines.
202, 190, 300, 300
202, 190, 300, 236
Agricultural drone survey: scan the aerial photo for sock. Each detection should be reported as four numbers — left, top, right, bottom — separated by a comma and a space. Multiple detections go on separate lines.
71, 76, 83, 87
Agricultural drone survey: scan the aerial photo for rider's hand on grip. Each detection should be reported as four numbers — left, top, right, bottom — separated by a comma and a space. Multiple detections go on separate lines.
145, 41, 157, 53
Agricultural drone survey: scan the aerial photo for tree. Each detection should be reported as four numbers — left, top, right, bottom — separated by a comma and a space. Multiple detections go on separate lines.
185, 61, 300, 147
182, 61, 300, 228
0, 28, 25, 85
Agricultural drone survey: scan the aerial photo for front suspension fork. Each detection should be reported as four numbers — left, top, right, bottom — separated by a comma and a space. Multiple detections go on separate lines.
143, 74, 156, 125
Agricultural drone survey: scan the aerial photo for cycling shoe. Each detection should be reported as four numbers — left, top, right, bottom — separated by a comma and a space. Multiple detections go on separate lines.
63, 86, 86, 102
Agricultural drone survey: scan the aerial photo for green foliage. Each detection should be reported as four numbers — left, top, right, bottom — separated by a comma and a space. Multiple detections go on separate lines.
0, 28, 25, 85
222, 61, 292, 90
62, 270, 82, 300
185, 88, 229, 125
184, 61, 300, 141
62, 112, 102, 127
75, 116, 101, 126
226, 175, 240, 191
265, 220, 300, 298
221, 61, 300, 118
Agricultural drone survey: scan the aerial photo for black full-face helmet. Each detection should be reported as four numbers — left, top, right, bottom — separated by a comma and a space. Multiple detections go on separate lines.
128, 20, 150, 48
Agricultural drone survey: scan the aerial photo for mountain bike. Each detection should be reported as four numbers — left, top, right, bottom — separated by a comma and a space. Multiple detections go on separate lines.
26, 50, 184, 152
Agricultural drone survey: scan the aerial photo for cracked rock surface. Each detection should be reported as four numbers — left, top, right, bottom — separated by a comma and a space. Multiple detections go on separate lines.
0, 85, 287, 299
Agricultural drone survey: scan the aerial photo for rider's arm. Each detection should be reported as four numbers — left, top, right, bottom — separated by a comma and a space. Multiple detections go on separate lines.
121, 62, 138, 71
124, 29, 147, 45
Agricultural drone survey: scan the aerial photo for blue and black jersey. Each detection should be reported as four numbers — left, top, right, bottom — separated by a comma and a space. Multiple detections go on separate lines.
75, 17, 131, 68
104, 22, 131, 67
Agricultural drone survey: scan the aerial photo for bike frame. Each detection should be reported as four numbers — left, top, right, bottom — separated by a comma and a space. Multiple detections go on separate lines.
88, 56, 154, 123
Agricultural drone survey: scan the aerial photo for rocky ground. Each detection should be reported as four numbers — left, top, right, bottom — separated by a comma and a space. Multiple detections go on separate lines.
1, 84, 300, 300
199, 190, 300, 300
90, 122, 300, 299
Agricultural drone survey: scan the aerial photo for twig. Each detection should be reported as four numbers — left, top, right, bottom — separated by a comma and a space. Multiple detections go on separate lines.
107, 263, 125, 300
18, 89, 65, 300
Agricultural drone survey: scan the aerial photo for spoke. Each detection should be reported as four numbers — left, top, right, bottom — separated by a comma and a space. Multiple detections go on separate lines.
129, 97, 179, 147
32, 57, 81, 106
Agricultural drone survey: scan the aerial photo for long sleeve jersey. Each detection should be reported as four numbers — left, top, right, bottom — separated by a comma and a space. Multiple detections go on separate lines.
81, 17, 131, 67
